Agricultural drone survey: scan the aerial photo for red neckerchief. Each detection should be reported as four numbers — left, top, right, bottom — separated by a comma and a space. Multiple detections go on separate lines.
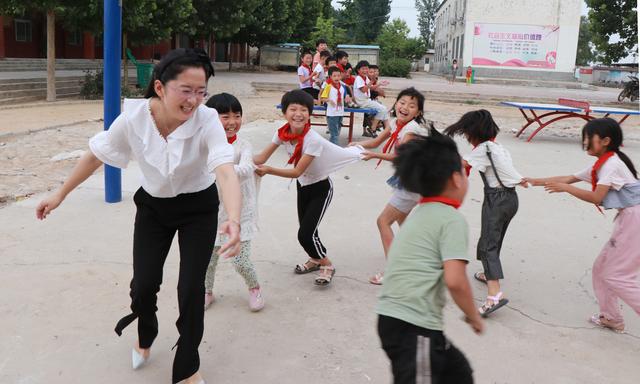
466, 138, 496, 176
591, 151, 615, 214
329, 80, 342, 105
359, 74, 368, 84
278, 121, 311, 166
376, 120, 409, 167
336, 63, 345, 72
591, 151, 615, 191
419, 196, 461, 209
301, 63, 313, 82
227, 135, 237, 144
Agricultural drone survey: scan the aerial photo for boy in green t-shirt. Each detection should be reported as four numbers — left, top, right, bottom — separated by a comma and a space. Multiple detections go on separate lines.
376, 130, 484, 384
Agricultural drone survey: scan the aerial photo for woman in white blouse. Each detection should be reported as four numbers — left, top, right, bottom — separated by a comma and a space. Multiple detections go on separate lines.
35, 48, 241, 384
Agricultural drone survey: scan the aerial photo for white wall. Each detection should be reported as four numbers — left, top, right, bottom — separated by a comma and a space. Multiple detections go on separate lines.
461, 0, 581, 74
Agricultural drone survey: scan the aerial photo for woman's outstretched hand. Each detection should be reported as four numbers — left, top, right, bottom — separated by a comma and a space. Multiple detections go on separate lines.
218, 220, 241, 258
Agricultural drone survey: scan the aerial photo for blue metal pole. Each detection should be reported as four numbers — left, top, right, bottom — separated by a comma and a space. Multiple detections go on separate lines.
103, 0, 122, 203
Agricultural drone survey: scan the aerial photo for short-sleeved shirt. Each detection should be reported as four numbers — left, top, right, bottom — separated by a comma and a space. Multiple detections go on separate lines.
390, 118, 430, 149
464, 141, 523, 188
312, 63, 325, 90
376, 202, 470, 331
271, 129, 363, 186
574, 154, 637, 191
320, 84, 345, 117
89, 98, 234, 198
353, 75, 370, 102
298, 65, 312, 89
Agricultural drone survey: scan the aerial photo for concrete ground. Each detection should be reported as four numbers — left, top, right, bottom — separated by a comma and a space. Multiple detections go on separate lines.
1, 116, 639, 383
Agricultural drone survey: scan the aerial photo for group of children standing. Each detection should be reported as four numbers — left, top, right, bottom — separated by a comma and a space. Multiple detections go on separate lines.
36, 46, 639, 383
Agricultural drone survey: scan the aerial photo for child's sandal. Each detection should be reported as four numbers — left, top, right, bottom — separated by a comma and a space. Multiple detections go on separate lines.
369, 272, 384, 285
315, 266, 336, 286
473, 272, 487, 285
294, 259, 321, 274
478, 292, 509, 317
589, 314, 625, 334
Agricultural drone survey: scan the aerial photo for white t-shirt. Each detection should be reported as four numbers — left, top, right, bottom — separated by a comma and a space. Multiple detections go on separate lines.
353, 75, 370, 102
312, 63, 325, 90
216, 137, 259, 245
271, 129, 363, 186
298, 65, 312, 89
320, 84, 345, 117
574, 154, 637, 191
464, 141, 523, 188
89, 98, 234, 198
390, 118, 430, 149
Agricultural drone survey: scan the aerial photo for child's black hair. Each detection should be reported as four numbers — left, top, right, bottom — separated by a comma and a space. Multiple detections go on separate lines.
327, 66, 341, 76
144, 48, 214, 98
319, 50, 332, 60
390, 87, 426, 125
301, 50, 313, 59
582, 117, 637, 178
316, 38, 327, 47
355, 60, 370, 72
205, 92, 243, 115
281, 89, 315, 115
327, 55, 337, 63
443, 109, 499, 144
336, 50, 349, 61
369, 64, 379, 70
394, 126, 462, 197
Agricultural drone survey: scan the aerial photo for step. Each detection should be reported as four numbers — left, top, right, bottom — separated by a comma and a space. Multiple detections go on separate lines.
0, 79, 84, 91
0, 84, 81, 99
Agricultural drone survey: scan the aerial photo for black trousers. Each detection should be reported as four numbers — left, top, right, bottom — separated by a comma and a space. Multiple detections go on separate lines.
114, 183, 218, 383
296, 178, 333, 259
378, 315, 473, 384
477, 187, 519, 280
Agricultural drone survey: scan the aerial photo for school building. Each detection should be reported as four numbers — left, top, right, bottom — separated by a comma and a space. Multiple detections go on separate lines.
431, 0, 581, 81
0, 14, 249, 63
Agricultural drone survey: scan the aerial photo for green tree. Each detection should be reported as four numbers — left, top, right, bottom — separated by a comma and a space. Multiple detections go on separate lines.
585, 0, 638, 64
415, 0, 440, 49
575, 16, 598, 66
192, 0, 259, 41
377, 18, 424, 60
235, 0, 303, 47
353, 0, 391, 43
303, 16, 347, 51
291, 0, 326, 43
334, 0, 358, 42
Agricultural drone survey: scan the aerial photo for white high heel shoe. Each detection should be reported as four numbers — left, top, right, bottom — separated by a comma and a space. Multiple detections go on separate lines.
131, 348, 148, 370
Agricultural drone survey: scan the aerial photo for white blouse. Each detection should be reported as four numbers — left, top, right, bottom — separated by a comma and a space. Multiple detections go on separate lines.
216, 137, 260, 245
89, 98, 234, 198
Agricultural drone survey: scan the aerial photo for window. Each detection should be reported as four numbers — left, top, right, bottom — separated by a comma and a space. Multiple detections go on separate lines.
68, 31, 82, 46
15, 19, 32, 42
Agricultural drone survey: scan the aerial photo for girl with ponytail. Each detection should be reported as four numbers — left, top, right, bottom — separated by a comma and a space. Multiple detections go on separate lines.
526, 117, 640, 333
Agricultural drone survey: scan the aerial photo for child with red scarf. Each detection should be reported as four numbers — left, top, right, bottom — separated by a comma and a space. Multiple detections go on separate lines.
320, 66, 352, 145
353, 60, 390, 138
351, 87, 430, 285
298, 51, 319, 99
377, 131, 483, 384
526, 118, 640, 333
254, 90, 363, 286
203, 93, 264, 312
444, 110, 528, 318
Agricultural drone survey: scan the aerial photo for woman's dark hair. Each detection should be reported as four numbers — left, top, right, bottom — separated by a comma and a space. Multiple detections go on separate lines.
205, 92, 243, 115
582, 118, 637, 178
390, 87, 426, 125
355, 60, 370, 72
328, 66, 341, 76
144, 48, 214, 98
394, 126, 462, 197
443, 109, 499, 144
281, 89, 315, 115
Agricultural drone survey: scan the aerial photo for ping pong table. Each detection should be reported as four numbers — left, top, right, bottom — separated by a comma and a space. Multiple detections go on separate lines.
501, 98, 640, 142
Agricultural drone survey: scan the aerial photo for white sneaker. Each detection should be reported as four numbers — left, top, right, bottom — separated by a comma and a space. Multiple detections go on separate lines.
248, 288, 265, 312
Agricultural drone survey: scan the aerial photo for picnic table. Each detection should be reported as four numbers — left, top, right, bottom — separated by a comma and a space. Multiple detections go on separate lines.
501, 98, 640, 142
276, 104, 377, 143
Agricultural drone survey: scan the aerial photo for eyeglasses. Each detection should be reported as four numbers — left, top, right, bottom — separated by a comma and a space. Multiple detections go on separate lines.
167, 85, 209, 100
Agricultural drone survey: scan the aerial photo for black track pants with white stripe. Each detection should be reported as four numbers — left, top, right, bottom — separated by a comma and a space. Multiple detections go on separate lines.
296, 178, 333, 259
378, 315, 474, 384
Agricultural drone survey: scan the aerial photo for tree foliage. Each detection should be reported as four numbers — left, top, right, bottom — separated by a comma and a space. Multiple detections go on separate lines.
335, 0, 391, 44
192, 0, 260, 41
235, 0, 304, 46
575, 16, 598, 66
415, 0, 439, 49
377, 18, 425, 61
303, 16, 347, 51
585, 0, 638, 64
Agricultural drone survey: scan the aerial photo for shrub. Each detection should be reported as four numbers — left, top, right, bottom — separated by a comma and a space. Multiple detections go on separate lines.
380, 58, 412, 78
80, 69, 143, 99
